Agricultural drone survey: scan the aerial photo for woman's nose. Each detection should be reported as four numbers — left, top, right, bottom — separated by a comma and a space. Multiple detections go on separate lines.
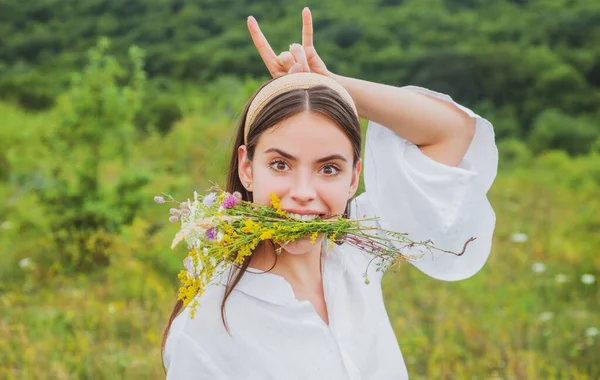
290, 172, 317, 203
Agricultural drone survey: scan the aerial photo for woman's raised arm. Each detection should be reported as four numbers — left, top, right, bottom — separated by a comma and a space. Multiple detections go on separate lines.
329, 73, 476, 167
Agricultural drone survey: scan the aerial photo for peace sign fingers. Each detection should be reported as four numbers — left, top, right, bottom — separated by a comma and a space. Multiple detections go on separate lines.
247, 16, 285, 78
302, 7, 314, 48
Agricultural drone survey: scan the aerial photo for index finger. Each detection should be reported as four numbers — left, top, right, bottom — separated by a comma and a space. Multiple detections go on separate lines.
302, 7, 313, 47
247, 16, 278, 71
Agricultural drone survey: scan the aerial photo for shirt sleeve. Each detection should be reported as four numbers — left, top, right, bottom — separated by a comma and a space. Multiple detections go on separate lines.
352, 85, 497, 282
164, 331, 229, 380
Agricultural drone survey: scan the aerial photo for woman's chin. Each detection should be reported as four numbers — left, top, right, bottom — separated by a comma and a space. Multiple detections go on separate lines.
280, 236, 324, 255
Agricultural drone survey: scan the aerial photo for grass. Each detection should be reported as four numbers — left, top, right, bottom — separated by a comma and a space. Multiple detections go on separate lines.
1, 101, 598, 379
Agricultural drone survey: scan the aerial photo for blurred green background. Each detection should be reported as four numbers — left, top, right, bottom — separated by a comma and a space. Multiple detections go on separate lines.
1, 0, 599, 378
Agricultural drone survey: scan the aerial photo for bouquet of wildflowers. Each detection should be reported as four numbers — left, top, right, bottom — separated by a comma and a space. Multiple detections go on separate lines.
155, 187, 474, 317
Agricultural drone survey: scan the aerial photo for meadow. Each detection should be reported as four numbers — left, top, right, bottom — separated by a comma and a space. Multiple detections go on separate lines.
1, 62, 598, 379
1, 0, 600, 376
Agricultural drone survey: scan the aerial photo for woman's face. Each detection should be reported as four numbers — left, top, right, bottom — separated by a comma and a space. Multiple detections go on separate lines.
238, 111, 361, 254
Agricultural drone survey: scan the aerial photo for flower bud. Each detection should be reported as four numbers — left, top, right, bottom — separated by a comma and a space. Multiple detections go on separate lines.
169, 215, 179, 223
154, 196, 165, 204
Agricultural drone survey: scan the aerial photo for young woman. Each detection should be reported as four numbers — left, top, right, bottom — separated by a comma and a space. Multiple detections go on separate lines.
162, 8, 497, 379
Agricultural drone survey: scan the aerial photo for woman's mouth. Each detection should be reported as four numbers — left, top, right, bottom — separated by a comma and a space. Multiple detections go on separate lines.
285, 212, 324, 221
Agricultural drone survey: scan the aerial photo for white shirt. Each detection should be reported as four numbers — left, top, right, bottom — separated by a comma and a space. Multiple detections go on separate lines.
163, 86, 498, 379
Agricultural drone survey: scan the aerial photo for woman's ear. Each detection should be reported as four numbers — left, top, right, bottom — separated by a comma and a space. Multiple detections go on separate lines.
238, 145, 253, 191
348, 159, 362, 199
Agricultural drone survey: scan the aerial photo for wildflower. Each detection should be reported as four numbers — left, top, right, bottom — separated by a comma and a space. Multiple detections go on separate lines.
585, 327, 599, 338
241, 219, 260, 234
203, 192, 217, 207
222, 195, 238, 209
581, 274, 596, 285
555, 274, 568, 283
157, 186, 480, 319
19, 257, 32, 269
184, 256, 193, 275
532, 262, 546, 273
154, 196, 166, 204
510, 232, 528, 243
206, 228, 216, 240
184, 256, 202, 277
538, 311, 554, 322
260, 229, 274, 240
108, 304, 116, 314
269, 192, 286, 216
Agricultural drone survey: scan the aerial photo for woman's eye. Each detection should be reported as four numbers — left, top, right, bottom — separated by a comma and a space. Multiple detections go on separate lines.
270, 160, 289, 172
320, 165, 340, 176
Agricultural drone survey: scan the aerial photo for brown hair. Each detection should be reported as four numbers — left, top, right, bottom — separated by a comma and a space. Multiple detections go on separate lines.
161, 76, 362, 361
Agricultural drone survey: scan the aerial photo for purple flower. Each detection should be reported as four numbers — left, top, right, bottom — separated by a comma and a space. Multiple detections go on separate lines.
232, 191, 242, 201
206, 227, 216, 240
154, 196, 165, 204
222, 194, 238, 209
184, 256, 197, 277
203, 192, 217, 207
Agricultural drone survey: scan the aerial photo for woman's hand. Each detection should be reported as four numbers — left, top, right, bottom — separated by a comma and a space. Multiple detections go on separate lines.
247, 7, 330, 78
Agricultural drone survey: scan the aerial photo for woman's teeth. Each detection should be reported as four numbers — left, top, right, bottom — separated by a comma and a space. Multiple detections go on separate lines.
288, 213, 321, 221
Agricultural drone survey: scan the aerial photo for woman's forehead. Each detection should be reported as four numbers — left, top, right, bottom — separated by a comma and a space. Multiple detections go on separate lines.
255, 112, 354, 159
256, 112, 352, 150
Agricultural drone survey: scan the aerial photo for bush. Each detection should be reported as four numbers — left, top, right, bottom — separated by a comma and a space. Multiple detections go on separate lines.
135, 94, 183, 135
497, 138, 532, 170
37, 38, 150, 272
529, 109, 599, 156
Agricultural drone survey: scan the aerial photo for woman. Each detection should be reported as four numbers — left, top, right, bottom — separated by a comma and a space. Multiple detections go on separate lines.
162, 8, 497, 379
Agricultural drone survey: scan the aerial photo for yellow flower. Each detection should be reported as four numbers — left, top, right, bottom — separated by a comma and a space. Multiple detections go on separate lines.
241, 219, 260, 234
260, 229, 274, 240
269, 192, 287, 216
310, 231, 318, 244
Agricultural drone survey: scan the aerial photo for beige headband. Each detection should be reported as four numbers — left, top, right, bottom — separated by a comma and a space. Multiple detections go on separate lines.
244, 72, 358, 145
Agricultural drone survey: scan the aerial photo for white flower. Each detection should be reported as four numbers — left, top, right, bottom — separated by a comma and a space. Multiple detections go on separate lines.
555, 274, 568, 283
538, 311, 554, 322
108, 304, 116, 314
532, 262, 546, 274
585, 327, 599, 338
1, 221, 11, 230
19, 258, 32, 269
510, 233, 528, 243
581, 274, 596, 285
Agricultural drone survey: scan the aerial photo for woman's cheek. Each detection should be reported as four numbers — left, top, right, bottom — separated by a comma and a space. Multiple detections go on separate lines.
323, 182, 351, 214
252, 171, 288, 206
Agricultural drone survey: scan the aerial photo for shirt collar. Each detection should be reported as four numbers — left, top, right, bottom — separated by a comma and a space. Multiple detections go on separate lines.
228, 243, 345, 305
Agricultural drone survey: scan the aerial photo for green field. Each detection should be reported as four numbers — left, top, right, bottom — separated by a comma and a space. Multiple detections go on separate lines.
1, 0, 599, 378
1, 82, 598, 378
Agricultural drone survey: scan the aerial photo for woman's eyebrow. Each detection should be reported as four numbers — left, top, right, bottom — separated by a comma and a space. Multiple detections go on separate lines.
264, 148, 296, 160
315, 154, 348, 164
263, 148, 348, 163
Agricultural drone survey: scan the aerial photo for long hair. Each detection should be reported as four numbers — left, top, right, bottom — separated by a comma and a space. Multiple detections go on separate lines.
161, 76, 362, 359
